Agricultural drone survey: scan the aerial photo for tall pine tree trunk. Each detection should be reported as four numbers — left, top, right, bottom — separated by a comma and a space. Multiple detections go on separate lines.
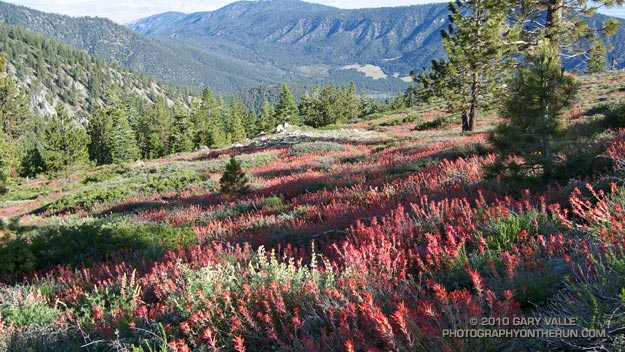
463, 72, 480, 132
468, 72, 480, 131
546, 0, 564, 42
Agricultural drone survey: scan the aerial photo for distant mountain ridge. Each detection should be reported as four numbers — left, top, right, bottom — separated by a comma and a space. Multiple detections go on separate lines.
129, 0, 625, 88
1, 0, 624, 97
0, 0, 296, 94
128, 0, 450, 79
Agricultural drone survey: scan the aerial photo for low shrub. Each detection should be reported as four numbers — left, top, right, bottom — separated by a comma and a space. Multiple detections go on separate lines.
0, 222, 197, 282
262, 196, 285, 210
1, 285, 62, 327
82, 169, 118, 184
414, 115, 455, 131
291, 142, 346, 156
388, 158, 437, 175
603, 100, 625, 128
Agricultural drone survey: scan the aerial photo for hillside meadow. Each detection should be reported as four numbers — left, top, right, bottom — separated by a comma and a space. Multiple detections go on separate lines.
1, 71, 625, 351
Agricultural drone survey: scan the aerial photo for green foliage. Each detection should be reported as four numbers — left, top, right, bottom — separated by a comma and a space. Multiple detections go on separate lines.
300, 84, 360, 128
539, 250, 625, 351
412, 0, 510, 131
227, 97, 247, 143
45, 167, 200, 214
509, 0, 624, 66
135, 97, 172, 159
587, 39, 607, 74
359, 95, 383, 117
82, 169, 118, 184
40, 103, 90, 174
0, 53, 31, 190
87, 108, 113, 165
480, 211, 555, 253
602, 100, 625, 128
257, 98, 275, 133
192, 88, 220, 147
168, 105, 194, 154
219, 155, 250, 195
0, 54, 31, 140
347, 82, 360, 120
181, 245, 334, 300
141, 169, 200, 194
108, 103, 141, 164
0, 24, 185, 119
0, 222, 197, 281
0, 285, 62, 328
290, 141, 346, 156
488, 44, 579, 179
0, 239, 36, 279
130, 323, 169, 352
275, 84, 299, 126
0, 133, 12, 194
46, 186, 133, 214
413, 115, 455, 131
388, 158, 437, 175
262, 196, 285, 210
16, 127, 45, 179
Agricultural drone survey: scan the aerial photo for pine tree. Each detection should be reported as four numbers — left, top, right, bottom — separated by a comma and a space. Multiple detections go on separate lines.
87, 87, 140, 165
109, 105, 140, 163
320, 85, 340, 126
209, 95, 228, 148
169, 105, 194, 154
258, 98, 275, 133
488, 44, 578, 179
414, 0, 509, 132
41, 103, 90, 174
347, 82, 360, 121
246, 109, 258, 136
587, 39, 607, 74
217, 96, 233, 145
275, 84, 300, 126
136, 97, 172, 158
0, 132, 12, 193
511, 0, 623, 55
228, 97, 247, 143
0, 54, 32, 183
193, 88, 217, 147
18, 133, 45, 178
87, 107, 113, 165
0, 54, 31, 140
298, 91, 319, 127
210, 124, 227, 148
219, 155, 250, 195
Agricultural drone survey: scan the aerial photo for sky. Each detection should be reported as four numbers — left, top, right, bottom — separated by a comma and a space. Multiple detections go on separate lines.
3, 0, 625, 24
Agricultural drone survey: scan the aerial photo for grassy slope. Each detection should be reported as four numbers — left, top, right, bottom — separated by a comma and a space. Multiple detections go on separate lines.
0, 71, 625, 351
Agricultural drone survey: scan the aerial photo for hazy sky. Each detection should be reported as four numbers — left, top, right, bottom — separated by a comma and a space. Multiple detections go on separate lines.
4, 0, 625, 24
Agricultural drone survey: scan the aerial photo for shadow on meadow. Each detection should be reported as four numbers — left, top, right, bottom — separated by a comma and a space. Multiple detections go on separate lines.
0, 221, 196, 284
98, 166, 372, 218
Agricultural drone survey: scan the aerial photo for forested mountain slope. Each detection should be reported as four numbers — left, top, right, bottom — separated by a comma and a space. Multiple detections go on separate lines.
0, 23, 186, 117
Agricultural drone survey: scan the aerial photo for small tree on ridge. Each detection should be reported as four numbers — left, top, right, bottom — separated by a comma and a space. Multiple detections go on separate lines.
219, 155, 249, 195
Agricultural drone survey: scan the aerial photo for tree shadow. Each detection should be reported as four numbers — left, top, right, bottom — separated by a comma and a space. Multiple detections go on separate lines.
0, 221, 195, 284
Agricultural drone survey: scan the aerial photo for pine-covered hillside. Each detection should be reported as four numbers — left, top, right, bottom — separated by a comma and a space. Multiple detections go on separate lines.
0, 0, 295, 94
0, 23, 187, 117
